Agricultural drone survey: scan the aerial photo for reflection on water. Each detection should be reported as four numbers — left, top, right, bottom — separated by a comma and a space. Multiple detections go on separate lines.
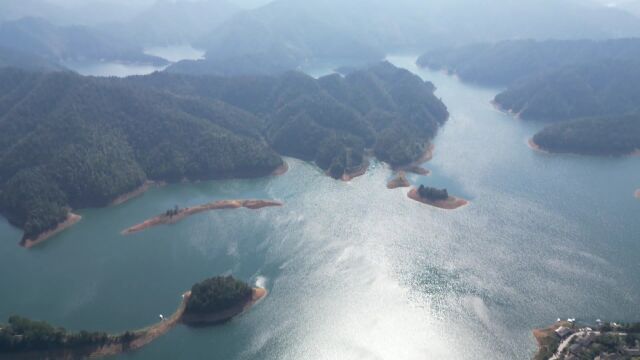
0, 56, 637, 360
65, 61, 167, 77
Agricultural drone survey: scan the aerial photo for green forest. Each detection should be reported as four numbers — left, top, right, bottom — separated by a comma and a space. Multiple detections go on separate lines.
0, 316, 114, 353
418, 39, 640, 156
0, 62, 448, 242
185, 276, 253, 315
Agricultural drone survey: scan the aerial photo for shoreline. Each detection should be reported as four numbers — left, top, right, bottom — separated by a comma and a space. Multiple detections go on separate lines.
527, 138, 551, 155
9, 287, 268, 359
635, 189, 640, 199
111, 181, 161, 206
272, 161, 289, 176
491, 99, 523, 119
532, 321, 572, 360
122, 199, 282, 235
340, 159, 371, 182
407, 188, 469, 210
387, 171, 410, 189
20, 213, 82, 249
393, 143, 434, 175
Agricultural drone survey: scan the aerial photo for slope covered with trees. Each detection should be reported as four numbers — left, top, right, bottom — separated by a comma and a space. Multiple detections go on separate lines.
0, 69, 283, 242
418, 39, 640, 156
0, 17, 167, 66
0, 61, 447, 242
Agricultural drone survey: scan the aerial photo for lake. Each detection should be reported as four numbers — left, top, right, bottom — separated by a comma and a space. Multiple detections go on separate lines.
0, 55, 638, 359
64, 45, 204, 77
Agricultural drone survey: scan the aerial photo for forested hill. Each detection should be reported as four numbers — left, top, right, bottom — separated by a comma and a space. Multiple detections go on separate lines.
494, 60, 640, 122
0, 62, 448, 242
0, 17, 167, 66
133, 61, 449, 175
418, 39, 640, 156
417, 39, 640, 87
0, 69, 283, 242
0, 46, 66, 72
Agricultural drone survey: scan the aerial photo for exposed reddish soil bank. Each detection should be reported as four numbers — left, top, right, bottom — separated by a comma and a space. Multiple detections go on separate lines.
181, 288, 268, 326
111, 181, 163, 206
20, 213, 82, 249
387, 171, 410, 189
407, 188, 469, 210
341, 159, 371, 182
491, 99, 522, 119
635, 189, 640, 199
272, 161, 289, 176
527, 138, 548, 154
122, 200, 282, 235
394, 144, 434, 175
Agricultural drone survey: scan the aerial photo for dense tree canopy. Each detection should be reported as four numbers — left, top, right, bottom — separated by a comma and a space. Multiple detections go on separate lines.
0, 316, 110, 353
185, 276, 253, 315
418, 39, 640, 156
0, 61, 448, 241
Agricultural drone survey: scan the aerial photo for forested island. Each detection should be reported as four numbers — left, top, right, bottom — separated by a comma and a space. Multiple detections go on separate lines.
122, 199, 283, 235
182, 276, 267, 326
418, 39, 640, 156
0, 61, 448, 246
533, 320, 640, 360
407, 185, 468, 210
0, 276, 264, 358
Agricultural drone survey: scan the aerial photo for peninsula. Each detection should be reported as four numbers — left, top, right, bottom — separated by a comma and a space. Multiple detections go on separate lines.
392, 143, 434, 175
533, 320, 640, 360
20, 213, 82, 249
387, 171, 410, 189
122, 200, 282, 235
408, 185, 468, 210
0, 276, 266, 359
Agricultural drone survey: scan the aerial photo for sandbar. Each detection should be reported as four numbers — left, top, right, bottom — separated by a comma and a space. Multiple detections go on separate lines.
122, 199, 282, 235
407, 188, 469, 210
20, 213, 82, 249
387, 171, 410, 189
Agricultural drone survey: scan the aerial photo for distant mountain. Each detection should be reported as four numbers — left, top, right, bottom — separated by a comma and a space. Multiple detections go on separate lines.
0, 46, 66, 72
0, 18, 167, 65
0, 0, 147, 26
174, 0, 640, 75
418, 39, 640, 87
0, 62, 448, 242
494, 60, 640, 122
533, 114, 640, 156
103, 0, 241, 47
418, 39, 640, 156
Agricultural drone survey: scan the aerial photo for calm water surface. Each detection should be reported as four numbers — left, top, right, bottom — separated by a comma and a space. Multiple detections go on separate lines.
65, 45, 204, 77
0, 55, 638, 360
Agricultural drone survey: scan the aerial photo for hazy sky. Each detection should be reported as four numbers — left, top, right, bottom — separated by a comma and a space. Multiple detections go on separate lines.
46, 0, 273, 9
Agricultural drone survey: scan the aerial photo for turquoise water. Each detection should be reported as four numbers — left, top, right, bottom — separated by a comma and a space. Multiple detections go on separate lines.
0, 56, 638, 359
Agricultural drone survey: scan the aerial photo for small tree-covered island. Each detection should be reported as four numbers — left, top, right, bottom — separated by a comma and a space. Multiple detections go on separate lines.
182, 276, 267, 326
408, 185, 469, 210
0, 276, 265, 359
